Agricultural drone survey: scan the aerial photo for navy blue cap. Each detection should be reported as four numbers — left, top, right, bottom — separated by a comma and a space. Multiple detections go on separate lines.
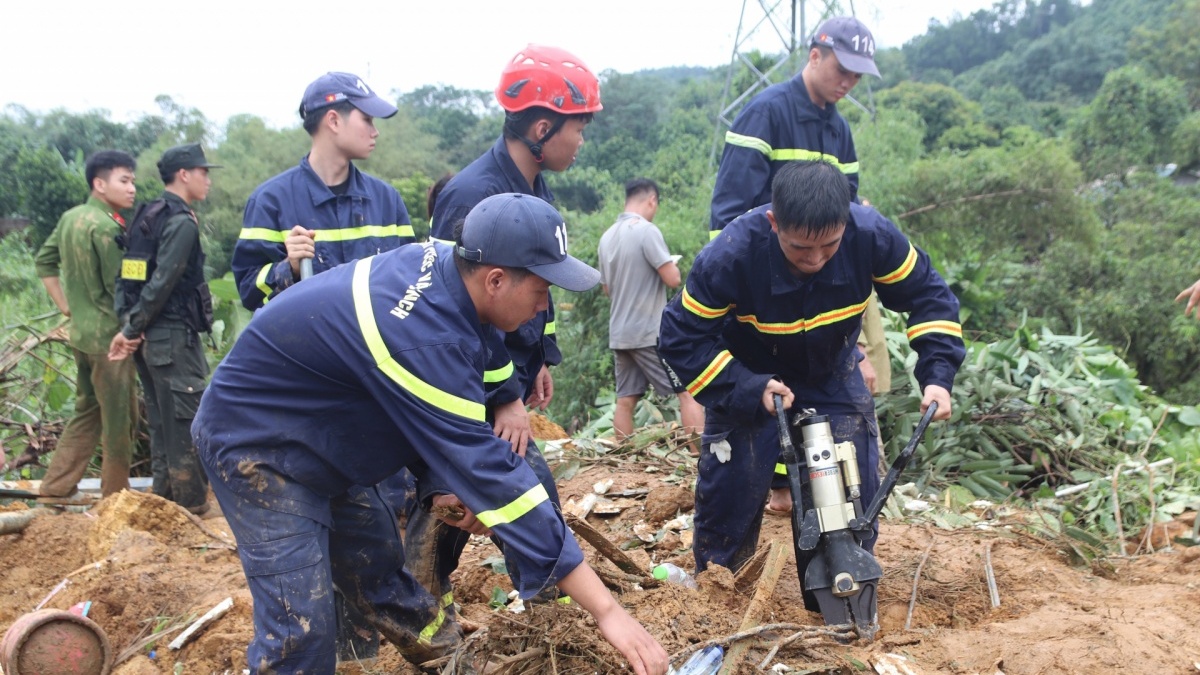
810, 16, 880, 77
458, 193, 600, 292
298, 72, 398, 120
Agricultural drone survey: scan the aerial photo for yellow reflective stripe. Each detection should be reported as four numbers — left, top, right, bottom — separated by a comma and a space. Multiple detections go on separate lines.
484, 361, 514, 384
907, 320, 963, 341
254, 263, 272, 300
709, 230, 721, 241
440, 592, 454, 608
352, 257, 486, 421
544, 320, 556, 335
429, 236, 454, 245
687, 350, 733, 396
317, 224, 415, 242
724, 131, 772, 156
736, 297, 870, 335
418, 608, 446, 645
239, 227, 286, 242
682, 287, 730, 319
767, 149, 857, 174
775, 463, 787, 475
874, 244, 918, 285
476, 484, 549, 528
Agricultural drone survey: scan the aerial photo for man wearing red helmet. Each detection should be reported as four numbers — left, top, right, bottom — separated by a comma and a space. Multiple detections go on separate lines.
408, 43, 602, 637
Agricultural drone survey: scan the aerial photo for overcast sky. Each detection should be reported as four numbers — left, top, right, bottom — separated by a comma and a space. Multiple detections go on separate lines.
1, 0, 997, 129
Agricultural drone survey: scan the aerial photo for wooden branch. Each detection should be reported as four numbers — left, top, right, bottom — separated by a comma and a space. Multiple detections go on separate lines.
566, 513, 647, 577
983, 541, 1000, 609
669, 622, 855, 664
896, 188, 1056, 220
905, 527, 936, 631
720, 541, 787, 674
168, 597, 233, 650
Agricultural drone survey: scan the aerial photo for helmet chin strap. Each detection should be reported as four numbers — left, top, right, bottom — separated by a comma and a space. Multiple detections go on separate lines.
511, 115, 567, 163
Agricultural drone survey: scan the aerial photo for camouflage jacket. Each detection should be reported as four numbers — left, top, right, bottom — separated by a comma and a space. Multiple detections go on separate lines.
35, 196, 126, 353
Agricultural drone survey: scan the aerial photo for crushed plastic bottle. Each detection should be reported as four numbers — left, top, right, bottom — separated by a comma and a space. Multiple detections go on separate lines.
669, 645, 724, 675
653, 563, 697, 590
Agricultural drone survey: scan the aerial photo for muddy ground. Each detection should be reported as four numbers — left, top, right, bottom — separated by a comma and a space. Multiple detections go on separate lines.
2, 422, 1199, 675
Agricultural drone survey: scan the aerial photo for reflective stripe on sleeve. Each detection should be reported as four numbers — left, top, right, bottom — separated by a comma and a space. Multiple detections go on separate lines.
709, 230, 721, 240
475, 484, 550, 528
484, 361, 514, 384
724, 131, 773, 156
687, 350, 733, 396
544, 321, 556, 335
775, 463, 787, 475
874, 244, 918, 285
907, 321, 963, 341
254, 263, 273, 301
239, 227, 286, 242
682, 287, 730, 319
352, 257, 486, 421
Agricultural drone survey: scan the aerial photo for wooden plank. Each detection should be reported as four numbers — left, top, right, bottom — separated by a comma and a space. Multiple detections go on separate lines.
720, 540, 788, 674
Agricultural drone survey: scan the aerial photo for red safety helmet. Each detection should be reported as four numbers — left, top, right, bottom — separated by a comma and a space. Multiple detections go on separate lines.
495, 45, 603, 115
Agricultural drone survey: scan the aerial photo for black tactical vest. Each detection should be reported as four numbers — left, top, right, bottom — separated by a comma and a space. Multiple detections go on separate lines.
115, 198, 213, 333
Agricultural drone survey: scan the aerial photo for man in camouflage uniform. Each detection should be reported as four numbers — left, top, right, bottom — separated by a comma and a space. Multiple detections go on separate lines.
35, 150, 140, 502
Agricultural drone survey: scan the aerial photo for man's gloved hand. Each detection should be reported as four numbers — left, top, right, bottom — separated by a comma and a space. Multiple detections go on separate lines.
711, 439, 732, 463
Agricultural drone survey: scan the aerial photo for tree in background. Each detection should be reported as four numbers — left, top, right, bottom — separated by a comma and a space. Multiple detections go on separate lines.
14, 146, 87, 249
1071, 66, 1189, 179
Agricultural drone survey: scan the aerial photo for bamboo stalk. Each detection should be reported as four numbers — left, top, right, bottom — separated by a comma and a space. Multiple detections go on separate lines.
983, 541, 1000, 609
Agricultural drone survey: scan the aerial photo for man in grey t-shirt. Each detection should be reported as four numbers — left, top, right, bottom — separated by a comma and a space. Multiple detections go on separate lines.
598, 179, 704, 450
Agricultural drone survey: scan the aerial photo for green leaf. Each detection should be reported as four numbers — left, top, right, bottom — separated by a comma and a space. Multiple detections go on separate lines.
488, 586, 509, 610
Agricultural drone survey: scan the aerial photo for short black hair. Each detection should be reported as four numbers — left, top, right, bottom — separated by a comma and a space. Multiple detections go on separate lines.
427, 173, 454, 219
624, 178, 659, 202
85, 150, 136, 192
770, 161, 851, 237
302, 101, 358, 136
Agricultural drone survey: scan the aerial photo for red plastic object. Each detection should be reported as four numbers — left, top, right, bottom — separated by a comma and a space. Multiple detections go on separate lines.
0, 608, 112, 675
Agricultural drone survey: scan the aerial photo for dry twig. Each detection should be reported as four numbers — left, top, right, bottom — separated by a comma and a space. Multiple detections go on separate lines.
905, 527, 936, 630
669, 622, 855, 665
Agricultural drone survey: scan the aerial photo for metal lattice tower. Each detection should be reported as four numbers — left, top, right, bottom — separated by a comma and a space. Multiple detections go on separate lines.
711, 0, 850, 168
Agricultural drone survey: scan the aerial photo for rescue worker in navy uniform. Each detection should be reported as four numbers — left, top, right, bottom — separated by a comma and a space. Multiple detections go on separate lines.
231, 71, 415, 310
110, 143, 219, 514
658, 161, 964, 596
191, 193, 668, 675
406, 44, 603, 624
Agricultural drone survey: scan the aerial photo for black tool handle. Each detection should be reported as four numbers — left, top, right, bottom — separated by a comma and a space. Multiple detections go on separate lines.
858, 401, 939, 527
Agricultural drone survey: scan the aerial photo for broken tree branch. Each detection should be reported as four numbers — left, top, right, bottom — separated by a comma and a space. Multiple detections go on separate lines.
721, 541, 786, 674
905, 527, 936, 631
566, 513, 647, 578
168, 597, 233, 650
670, 623, 855, 665
895, 188, 1056, 220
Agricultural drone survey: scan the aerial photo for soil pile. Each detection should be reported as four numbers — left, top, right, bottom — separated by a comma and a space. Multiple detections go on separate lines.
2, 459, 1198, 674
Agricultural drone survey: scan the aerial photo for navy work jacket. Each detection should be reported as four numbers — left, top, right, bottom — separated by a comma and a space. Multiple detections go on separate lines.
232, 155, 414, 310
662, 204, 964, 423
431, 136, 560, 403
194, 242, 582, 598
710, 76, 859, 235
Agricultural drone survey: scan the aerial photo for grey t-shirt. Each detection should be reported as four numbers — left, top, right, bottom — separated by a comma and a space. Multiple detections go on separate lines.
597, 212, 674, 349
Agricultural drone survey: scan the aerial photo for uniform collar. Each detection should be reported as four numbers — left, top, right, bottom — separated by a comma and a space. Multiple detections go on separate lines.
86, 196, 127, 227
788, 74, 836, 123
435, 243, 488, 342
300, 154, 368, 205
490, 136, 554, 202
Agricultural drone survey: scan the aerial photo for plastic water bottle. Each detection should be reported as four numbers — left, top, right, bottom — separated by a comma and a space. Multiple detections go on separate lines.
653, 563, 697, 590
669, 645, 724, 675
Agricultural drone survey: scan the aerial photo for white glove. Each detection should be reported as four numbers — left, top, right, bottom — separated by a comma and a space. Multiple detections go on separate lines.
711, 439, 732, 463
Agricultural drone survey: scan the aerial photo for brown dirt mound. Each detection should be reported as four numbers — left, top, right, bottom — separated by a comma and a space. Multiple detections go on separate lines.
529, 412, 568, 440
3, 452, 1199, 674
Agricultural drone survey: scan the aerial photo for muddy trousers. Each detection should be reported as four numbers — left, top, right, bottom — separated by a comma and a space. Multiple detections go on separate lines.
40, 349, 137, 498
134, 324, 208, 511
694, 411, 880, 580
403, 440, 561, 614
204, 469, 462, 673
